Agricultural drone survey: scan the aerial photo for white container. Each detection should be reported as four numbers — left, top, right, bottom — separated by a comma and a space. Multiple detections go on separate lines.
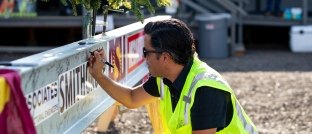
290, 25, 312, 52
291, 7, 302, 20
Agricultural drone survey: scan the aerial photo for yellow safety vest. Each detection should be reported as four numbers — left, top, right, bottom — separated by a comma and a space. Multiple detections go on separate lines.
156, 58, 258, 134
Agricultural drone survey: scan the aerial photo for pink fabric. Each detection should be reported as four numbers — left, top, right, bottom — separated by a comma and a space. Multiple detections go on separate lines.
0, 69, 36, 134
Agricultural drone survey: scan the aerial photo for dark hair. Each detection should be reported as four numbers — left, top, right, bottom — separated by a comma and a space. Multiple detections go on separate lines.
144, 18, 196, 65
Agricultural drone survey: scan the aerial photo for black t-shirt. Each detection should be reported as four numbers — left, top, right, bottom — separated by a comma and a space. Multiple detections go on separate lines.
142, 60, 233, 131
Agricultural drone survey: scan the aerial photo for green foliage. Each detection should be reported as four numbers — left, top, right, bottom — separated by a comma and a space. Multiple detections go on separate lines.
108, 0, 170, 22
57, 0, 171, 22
156, 0, 170, 7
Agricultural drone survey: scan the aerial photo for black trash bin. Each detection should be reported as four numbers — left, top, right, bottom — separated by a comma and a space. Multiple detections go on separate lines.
195, 13, 231, 58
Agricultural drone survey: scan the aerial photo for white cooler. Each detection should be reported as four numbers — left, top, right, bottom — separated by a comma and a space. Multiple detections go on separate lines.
290, 25, 312, 52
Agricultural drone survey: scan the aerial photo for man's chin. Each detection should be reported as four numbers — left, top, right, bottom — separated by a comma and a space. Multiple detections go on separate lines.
148, 71, 156, 77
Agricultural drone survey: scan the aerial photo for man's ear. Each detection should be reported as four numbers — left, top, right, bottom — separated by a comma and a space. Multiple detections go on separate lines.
162, 52, 171, 63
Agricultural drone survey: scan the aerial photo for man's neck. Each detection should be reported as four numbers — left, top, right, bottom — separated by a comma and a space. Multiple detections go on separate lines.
163, 63, 184, 83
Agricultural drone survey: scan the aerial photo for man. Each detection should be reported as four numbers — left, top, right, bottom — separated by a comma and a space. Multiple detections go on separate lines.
88, 19, 258, 134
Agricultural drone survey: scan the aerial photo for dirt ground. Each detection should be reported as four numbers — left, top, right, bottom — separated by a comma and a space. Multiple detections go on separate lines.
86, 50, 312, 134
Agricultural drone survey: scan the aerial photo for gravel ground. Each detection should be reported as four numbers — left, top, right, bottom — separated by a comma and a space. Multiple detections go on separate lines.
92, 50, 312, 134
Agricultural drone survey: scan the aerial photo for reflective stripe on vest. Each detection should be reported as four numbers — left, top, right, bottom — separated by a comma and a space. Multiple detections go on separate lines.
182, 72, 225, 125
160, 78, 165, 100
182, 72, 258, 134
235, 100, 258, 134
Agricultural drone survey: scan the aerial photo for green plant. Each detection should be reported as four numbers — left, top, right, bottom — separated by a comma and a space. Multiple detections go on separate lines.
60, 0, 171, 22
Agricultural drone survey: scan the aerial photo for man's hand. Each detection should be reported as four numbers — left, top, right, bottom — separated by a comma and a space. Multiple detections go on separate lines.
88, 49, 106, 79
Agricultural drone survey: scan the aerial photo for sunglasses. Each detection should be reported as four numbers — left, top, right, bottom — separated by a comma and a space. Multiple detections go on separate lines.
143, 48, 164, 58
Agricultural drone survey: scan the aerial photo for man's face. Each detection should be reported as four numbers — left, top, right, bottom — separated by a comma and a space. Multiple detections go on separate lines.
143, 34, 163, 77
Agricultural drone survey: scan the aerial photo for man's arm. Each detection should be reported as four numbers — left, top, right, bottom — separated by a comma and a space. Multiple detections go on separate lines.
88, 50, 157, 108
94, 74, 157, 108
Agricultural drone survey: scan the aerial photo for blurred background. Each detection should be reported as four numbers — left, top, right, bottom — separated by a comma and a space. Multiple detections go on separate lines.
1, 0, 311, 61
